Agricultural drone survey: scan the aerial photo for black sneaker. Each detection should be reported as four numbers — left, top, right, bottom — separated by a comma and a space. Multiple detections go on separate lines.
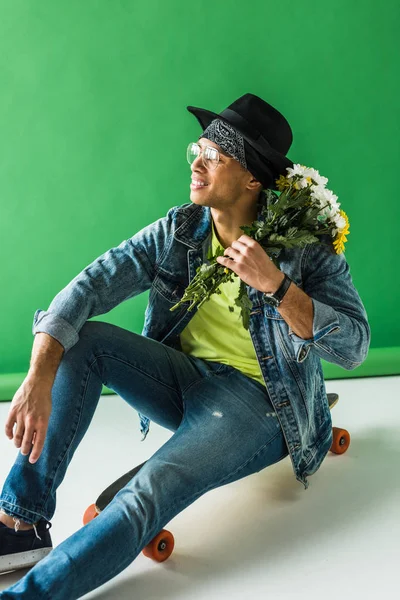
0, 518, 53, 574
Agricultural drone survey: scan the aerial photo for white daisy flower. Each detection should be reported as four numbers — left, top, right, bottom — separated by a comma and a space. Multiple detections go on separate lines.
334, 215, 347, 231
297, 177, 312, 189
305, 168, 328, 187
286, 164, 308, 178
322, 188, 338, 204
319, 207, 335, 223
310, 185, 327, 203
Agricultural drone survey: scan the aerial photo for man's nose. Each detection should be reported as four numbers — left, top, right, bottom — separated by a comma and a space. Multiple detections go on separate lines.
191, 152, 206, 171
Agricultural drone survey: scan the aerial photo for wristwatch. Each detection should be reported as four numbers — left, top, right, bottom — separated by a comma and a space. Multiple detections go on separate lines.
263, 273, 292, 308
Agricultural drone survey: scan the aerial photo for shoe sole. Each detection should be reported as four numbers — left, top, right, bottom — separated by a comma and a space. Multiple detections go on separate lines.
0, 547, 53, 574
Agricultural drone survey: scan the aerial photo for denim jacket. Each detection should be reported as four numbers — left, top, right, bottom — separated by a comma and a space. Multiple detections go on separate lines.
32, 190, 371, 490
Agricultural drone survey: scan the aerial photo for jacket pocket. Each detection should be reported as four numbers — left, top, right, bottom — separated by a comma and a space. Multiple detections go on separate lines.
153, 267, 188, 304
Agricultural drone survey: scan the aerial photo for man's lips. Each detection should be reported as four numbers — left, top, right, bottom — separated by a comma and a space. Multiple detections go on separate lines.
191, 179, 209, 189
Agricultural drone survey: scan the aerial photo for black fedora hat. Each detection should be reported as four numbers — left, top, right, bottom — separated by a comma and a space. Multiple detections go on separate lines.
187, 93, 294, 189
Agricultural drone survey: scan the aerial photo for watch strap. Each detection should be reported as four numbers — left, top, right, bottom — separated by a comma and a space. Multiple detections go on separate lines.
263, 273, 292, 306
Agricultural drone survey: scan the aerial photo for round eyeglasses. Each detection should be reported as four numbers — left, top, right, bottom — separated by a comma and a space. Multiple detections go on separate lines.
186, 142, 221, 171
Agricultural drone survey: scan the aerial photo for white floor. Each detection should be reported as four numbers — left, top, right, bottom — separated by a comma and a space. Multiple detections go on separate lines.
0, 375, 399, 599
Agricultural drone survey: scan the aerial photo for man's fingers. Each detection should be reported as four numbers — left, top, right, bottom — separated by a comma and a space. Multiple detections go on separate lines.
20, 424, 35, 456
29, 429, 46, 464
4, 414, 16, 440
13, 420, 25, 449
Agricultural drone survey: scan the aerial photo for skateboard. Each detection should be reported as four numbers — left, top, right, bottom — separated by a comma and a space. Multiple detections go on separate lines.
82, 392, 350, 561
327, 392, 351, 454
82, 459, 174, 561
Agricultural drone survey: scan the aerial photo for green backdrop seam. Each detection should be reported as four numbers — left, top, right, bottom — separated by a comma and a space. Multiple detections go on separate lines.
0, 346, 399, 402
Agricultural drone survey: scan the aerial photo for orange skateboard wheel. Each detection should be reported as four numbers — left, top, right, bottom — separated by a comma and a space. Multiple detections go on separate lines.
330, 427, 351, 454
142, 529, 175, 562
83, 503, 100, 526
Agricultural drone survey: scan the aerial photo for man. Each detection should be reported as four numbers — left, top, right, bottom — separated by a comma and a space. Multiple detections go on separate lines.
0, 93, 370, 598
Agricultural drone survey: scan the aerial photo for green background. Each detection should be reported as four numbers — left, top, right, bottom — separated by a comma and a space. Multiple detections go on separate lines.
1, 0, 399, 401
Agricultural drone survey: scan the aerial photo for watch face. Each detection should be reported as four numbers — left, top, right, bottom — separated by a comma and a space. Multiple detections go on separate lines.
264, 295, 279, 308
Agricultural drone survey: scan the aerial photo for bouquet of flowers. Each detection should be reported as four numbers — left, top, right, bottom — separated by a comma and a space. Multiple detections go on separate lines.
170, 164, 350, 329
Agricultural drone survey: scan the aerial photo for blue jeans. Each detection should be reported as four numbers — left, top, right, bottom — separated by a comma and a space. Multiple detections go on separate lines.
0, 321, 289, 599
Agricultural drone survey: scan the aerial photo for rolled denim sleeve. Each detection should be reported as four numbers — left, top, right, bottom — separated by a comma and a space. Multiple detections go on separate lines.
288, 237, 371, 369
32, 310, 79, 353
32, 206, 177, 354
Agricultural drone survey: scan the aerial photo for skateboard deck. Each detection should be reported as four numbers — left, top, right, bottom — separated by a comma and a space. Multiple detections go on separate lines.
328, 391, 338, 410
82, 391, 349, 560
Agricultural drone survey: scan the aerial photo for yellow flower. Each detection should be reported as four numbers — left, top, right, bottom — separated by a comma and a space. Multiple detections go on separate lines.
333, 210, 350, 254
275, 174, 290, 191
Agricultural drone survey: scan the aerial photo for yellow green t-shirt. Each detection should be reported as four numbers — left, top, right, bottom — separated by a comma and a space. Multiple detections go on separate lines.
179, 218, 266, 388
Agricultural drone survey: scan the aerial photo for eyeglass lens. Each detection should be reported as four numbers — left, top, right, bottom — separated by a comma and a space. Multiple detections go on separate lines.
186, 143, 219, 170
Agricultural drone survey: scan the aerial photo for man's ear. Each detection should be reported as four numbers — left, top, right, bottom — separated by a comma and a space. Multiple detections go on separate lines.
246, 175, 262, 192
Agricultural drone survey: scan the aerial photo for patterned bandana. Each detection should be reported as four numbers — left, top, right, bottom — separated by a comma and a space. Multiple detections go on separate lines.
199, 118, 247, 169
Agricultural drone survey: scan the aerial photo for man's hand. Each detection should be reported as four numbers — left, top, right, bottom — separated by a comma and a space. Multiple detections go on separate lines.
5, 376, 52, 464
215, 234, 284, 293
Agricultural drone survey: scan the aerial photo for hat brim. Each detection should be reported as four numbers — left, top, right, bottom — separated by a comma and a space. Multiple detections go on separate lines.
186, 106, 222, 132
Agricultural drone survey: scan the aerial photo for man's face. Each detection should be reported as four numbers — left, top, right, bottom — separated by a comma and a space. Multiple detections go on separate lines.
189, 138, 259, 208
